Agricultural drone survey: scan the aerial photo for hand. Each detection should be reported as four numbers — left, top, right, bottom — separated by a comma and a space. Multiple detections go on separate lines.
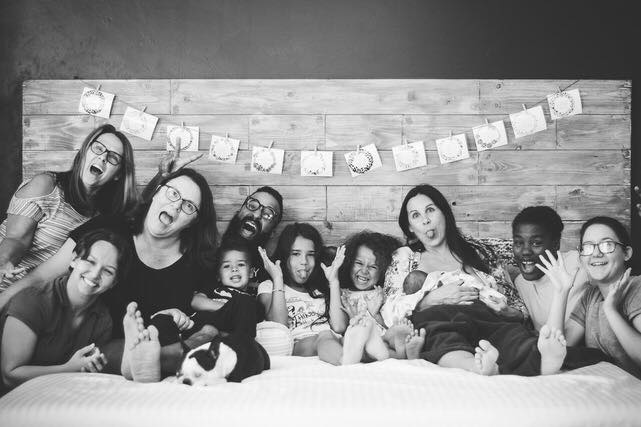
0, 262, 27, 282
485, 294, 508, 313
66, 343, 105, 372
258, 246, 283, 283
321, 245, 345, 286
340, 293, 360, 319
152, 308, 194, 331
424, 279, 478, 305
604, 268, 632, 312
365, 286, 384, 315
535, 250, 582, 293
80, 347, 108, 373
158, 139, 204, 177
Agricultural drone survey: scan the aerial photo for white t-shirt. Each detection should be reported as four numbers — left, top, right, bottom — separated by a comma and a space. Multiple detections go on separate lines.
257, 280, 330, 341
514, 250, 587, 331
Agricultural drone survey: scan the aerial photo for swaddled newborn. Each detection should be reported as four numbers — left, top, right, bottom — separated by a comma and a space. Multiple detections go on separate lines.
382, 269, 508, 326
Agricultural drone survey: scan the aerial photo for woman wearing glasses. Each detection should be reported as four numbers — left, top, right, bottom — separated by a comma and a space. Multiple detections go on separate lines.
539, 216, 641, 378
0, 125, 137, 290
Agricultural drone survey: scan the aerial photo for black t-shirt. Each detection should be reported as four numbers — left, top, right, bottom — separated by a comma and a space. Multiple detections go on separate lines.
70, 215, 214, 338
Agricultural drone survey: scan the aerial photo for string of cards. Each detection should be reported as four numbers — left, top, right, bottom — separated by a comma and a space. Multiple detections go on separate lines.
78, 85, 583, 177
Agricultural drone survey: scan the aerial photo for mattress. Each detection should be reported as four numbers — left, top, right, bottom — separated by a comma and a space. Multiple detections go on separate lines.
1, 357, 640, 427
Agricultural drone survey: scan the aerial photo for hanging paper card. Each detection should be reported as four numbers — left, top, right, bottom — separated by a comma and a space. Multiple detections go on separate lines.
436, 133, 469, 164
251, 146, 284, 174
119, 106, 158, 140
344, 144, 382, 177
547, 89, 582, 120
472, 120, 508, 151
392, 140, 427, 171
510, 106, 547, 138
166, 125, 199, 152
301, 150, 333, 177
209, 135, 240, 164
78, 87, 114, 118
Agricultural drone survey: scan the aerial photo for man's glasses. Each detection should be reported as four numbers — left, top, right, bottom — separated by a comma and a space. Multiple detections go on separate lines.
578, 240, 625, 256
243, 196, 278, 221
162, 185, 199, 215
90, 140, 123, 166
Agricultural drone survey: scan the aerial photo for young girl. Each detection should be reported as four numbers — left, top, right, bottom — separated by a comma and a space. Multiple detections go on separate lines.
257, 223, 347, 357
191, 237, 261, 337
0, 228, 131, 391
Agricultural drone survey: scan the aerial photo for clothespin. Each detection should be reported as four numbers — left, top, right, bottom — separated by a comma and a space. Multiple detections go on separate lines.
226, 132, 230, 139
141, 106, 147, 113
522, 104, 527, 111
484, 118, 489, 125
558, 86, 563, 94
268, 140, 274, 149
314, 143, 318, 153
402, 136, 408, 146
449, 130, 453, 140
356, 144, 362, 152
96, 84, 101, 91
181, 121, 185, 128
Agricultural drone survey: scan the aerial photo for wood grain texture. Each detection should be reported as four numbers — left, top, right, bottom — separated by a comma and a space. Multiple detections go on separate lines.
326, 115, 402, 149
557, 115, 631, 149
249, 115, 324, 149
23, 115, 96, 150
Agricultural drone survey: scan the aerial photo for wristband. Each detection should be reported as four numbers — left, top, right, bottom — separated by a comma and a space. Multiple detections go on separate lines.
272, 288, 285, 293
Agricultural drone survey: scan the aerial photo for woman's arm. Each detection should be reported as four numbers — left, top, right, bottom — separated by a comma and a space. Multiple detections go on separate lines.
191, 293, 226, 312
415, 280, 478, 310
603, 270, 641, 367
321, 246, 348, 333
1, 317, 103, 388
0, 238, 76, 310
257, 247, 288, 326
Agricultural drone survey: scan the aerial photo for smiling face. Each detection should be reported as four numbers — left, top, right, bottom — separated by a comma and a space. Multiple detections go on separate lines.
580, 223, 632, 285
287, 236, 316, 286
406, 194, 447, 248
218, 250, 251, 290
80, 133, 124, 190
69, 240, 119, 296
513, 223, 559, 281
236, 191, 280, 241
350, 245, 381, 291
145, 175, 202, 239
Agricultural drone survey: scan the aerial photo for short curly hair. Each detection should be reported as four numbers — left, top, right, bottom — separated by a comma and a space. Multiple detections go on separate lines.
338, 231, 402, 290
512, 206, 564, 241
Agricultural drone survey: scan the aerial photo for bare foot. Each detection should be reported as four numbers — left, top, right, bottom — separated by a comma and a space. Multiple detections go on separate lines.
121, 302, 144, 379
129, 325, 161, 383
364, 322, 390, 361
341, 315, 373, 365
538, 325, 567, 375
405, 328, 426, 360
384, 317, 413, 356
474, 340, 499, 376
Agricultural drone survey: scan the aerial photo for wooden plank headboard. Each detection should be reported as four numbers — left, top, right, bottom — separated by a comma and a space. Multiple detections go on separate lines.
22, 79, 631, 250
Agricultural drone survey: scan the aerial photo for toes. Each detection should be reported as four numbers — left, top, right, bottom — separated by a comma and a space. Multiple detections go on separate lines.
478, 339, 492, 351
125, 302, 138, 316
148, 325, 159, 342
540, 324, 551, 338
419, 328, 426, 338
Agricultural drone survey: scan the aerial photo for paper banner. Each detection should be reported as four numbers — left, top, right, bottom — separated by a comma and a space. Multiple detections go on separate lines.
472, 120, 508, 151
78, 87, 114, 118
301, 150, 333, 177
344, 144, 382, 177
547, 89, 582, 120
392, 140, 427, 171
436, 133, 470, 164
166, 125, 199, 152
251, 146, 285, 174
209, 135, 240, 164
119, 106, 158, 140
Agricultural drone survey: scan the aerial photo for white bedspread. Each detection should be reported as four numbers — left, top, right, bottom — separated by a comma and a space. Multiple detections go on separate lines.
1, 358, 640, 427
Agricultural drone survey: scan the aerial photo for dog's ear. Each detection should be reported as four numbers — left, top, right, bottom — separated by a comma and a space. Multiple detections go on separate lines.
208, 335, 222, 360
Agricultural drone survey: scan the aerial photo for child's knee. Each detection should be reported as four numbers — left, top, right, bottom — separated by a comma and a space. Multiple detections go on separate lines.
255, 321, 293, 356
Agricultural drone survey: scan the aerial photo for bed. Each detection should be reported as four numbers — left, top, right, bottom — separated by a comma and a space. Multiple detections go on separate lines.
1, 356, 640, 427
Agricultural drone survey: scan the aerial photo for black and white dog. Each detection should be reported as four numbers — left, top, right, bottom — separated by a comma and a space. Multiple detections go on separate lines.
176, 333, 270, 386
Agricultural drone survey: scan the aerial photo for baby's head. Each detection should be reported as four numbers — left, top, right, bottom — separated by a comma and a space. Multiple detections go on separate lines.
403, 270, 428, 294
339, 231, 401, 291
216, 237, 254, 290
69, 228, 132, 296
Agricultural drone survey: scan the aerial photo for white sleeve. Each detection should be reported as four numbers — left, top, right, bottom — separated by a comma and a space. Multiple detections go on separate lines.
256, 279, 274, 295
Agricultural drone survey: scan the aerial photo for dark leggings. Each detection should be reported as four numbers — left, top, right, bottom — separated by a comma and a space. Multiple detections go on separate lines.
150, 293, 260, 347
411, 302, 609, 376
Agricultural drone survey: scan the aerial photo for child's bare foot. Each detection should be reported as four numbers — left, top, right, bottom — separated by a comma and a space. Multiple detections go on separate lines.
384, 317, 413, 357
405, 328, 426, 360
121, 302, 145, 379
474, 340, 499, 375
341, 315, 373, 365
364, 323, 389, 361
538, 324, 567, 375
129, 325, 161, 383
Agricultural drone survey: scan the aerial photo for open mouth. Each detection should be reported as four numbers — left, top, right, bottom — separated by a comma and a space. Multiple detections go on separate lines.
518, 260, 537, 273
159, 211, 174, 225
230, 274, 242, 283
426, 230, 435, 239
89, 164, 104, 176
240, 219, 260, 238
82, 276, 98, 288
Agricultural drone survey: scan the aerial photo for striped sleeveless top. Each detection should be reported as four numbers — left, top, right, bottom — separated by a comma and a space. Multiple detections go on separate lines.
0, 177, 90, 291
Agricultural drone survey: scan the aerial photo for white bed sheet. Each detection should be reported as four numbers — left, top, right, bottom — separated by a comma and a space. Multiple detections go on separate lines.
1, 357, 640, 427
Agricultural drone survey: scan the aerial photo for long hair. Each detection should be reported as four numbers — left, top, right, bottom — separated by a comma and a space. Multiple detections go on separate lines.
55, 124, 137, 216
273, 223, 329, 324
398, 184, 489, 274
338, 231, 402, 290
132, 168, 219, 270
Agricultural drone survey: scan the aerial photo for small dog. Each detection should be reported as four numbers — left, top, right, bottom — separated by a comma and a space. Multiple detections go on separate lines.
176, 333, 270, 386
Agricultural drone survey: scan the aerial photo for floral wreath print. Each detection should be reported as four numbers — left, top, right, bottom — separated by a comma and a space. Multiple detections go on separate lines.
548, 91, 576, 117
121, 109, 147, 134
346, 149, 374, 174
395, 144, 420, 169
81, 89, 106, 115
210, 136, 235, 161
252, 147, 277, 172
438, 136, 465, 162
301, 151, 328, 176
168, 126, 195, 151
473, 122, 507, 151
512, 110, 538, 137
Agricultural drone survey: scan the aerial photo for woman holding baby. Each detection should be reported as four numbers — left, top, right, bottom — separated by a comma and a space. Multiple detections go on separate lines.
381, 184, 607, 376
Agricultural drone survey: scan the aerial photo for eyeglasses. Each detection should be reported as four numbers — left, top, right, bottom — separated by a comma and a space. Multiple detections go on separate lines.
243, 196, 278, 221
90, 140, 123, 166
578, 240, 625, 256
162, 185, 199, 215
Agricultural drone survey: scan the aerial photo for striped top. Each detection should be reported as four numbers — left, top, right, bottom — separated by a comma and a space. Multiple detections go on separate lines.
0, 178, 89, 291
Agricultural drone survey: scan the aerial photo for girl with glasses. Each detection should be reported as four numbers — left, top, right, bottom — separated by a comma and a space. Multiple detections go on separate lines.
0, 125, 137, 292
539, 216, 641, 378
